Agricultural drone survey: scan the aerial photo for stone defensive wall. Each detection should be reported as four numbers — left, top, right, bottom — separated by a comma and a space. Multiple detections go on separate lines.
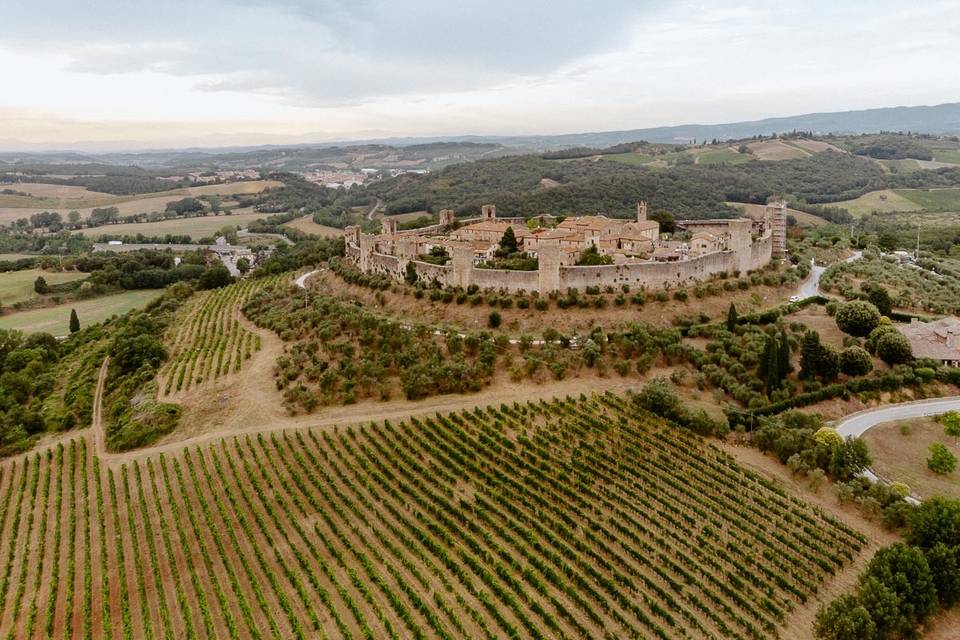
345, 213, 777, 294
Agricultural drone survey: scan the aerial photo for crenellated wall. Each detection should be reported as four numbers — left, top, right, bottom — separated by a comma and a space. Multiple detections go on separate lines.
345, 215, 773, 294
559, 250, 734, 290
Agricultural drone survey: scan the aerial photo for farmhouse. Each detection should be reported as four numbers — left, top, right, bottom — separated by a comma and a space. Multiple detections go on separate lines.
902, 317, 960, 367
346, 201, 786, 294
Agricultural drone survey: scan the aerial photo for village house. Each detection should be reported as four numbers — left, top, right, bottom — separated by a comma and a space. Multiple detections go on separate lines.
902, 317, 960, 367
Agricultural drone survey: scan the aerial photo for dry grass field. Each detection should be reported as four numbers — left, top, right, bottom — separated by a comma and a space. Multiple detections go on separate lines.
786, 140, 845, 154
746, 141, 809, 161
731, 202, 827, 227
74, 212, 271, 240
0, 392, 867, 640
862, 417, 960, 499
0, 180, 281, 225
282, 216, 345, 237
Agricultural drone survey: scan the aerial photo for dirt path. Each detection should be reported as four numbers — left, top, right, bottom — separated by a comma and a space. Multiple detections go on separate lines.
91, 357, 109, 459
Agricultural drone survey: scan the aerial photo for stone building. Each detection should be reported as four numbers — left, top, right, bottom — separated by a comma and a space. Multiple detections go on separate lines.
345, 201, 782, 294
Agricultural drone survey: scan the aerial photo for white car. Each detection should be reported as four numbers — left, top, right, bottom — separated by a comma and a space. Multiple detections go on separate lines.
788, 295, 801, 303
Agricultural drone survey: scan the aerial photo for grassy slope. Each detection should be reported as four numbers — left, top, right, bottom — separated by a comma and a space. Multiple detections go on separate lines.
895, 188, 960, 211
0, 288, 162, 335
0, 269, 87, 305
862, 418, 960, 500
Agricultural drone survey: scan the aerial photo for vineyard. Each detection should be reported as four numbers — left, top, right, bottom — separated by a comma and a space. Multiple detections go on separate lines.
159, 276, 283, 397
0, 393, 866, 639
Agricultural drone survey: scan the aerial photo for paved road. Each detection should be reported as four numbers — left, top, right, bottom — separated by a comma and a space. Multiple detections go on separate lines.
833, 395, 960, 505
294, 269, 320, 288
796, 250, 862, 299
834, 396, 960, 439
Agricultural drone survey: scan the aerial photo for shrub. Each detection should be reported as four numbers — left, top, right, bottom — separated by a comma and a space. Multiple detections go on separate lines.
840, 346, 873, 376
927, 443, 957, 475
488, 311, 502, 329
836, 301, 882, 337
876, 331, 913, 365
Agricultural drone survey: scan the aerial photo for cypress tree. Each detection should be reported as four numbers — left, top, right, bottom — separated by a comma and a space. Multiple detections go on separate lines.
761, 334, 781, 394
777, 329, 792, 379
69, 308, 80, 333
726, 302, 738, 332
800, 330, 822, 380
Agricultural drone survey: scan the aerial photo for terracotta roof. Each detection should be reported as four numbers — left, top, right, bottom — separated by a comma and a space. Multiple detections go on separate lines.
626, 220, 660, 232
902, 317, 960, 361
557, 215, 621, 232
459, 220, 531, 236
530, 228, 576, 240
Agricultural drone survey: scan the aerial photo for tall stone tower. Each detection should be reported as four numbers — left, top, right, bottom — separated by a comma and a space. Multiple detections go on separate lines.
439, 209, 455, 226
767, 200, 787, 260
381, 217, 398, 235
480, 204, 496, 220
358, 233, 374, 272
636, 200, 648, 222
538, 239, 561, 293
727, 219, 753, 274
451, 243, 473, 289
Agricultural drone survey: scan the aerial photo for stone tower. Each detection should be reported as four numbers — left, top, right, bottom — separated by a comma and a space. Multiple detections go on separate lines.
344, 225, 361, 247
538, 239, 561, 293
451, 243, 473, 289
358, 233, 375, 272
767, 200, 787, 260
439, 209, 455, 226
381, 217, 398, 235
726, 219, 753, 275
636, 200, 648, 222
480, 204, 496, 220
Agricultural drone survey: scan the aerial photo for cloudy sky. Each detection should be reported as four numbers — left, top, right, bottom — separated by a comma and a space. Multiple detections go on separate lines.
1, 0, 957, 150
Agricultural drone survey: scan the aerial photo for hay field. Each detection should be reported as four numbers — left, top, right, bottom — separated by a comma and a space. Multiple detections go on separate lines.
896, 188, 960, 211
696, 148, 751, 165
730, 202, 827, 227
0, 179, 282, 225
746, 141, 809, 161
0, 288, 162, 335
0, 269, 87, 306
283, 216, 345, 237
787, 140, 845, 154
74, 212, 271, 240
833, 189, 920, 216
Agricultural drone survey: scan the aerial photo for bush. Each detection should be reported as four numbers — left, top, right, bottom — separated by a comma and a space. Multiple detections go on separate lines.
836, 301, 882, 337
927, 443, 957, 475
840, 346, 873, 376
488, 311, 502, 329
876, 331, 913, 365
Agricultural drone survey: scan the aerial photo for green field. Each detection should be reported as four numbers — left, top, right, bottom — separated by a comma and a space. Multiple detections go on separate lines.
932, 149, 960, 164
74, 211, 270, 240
0, 253, 37, 262
0, 268, 87, 306
697, 148, 751, 165
0, 288, 163, 335
602, 151, 657, 166
834, 189, 920, 216
896, 188, 960, 211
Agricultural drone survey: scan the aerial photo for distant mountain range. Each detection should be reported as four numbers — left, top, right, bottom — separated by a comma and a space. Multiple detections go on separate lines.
2, 102, 959, 164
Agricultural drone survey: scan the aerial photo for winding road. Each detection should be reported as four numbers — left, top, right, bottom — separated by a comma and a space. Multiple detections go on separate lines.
796, 250, 862, 299
832, 396, 960, 504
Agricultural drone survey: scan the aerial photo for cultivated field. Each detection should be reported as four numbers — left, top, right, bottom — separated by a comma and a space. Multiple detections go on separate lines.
896, 187, 960, 211
833, 189, 921, 216
0, 269, 86, 306
0, 180, 282, 225
0, 393, 866, 639
0, 254, 37, 263
75, 212, 271, 240
746, 141, 808, 161
696, 148, 751, 165
0, 289, 163, 335
787, 140, 845, 154
282, 216, 345, 238
730, 203, 827, 227
862, 417, 960, 499
158, 277, 282, 397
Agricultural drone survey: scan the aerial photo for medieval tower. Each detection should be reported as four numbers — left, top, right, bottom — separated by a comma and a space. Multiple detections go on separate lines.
767, 200, 787, 259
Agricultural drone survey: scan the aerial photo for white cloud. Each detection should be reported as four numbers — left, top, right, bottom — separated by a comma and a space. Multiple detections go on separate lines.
0, 0, 957, 148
